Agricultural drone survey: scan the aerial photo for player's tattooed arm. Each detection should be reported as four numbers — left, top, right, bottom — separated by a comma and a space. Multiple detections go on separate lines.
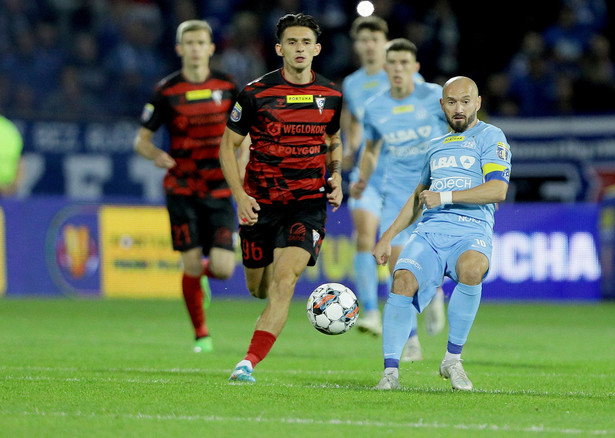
325, 130, 343, 174
327, 159, 341, 175
325, 130, 343, 211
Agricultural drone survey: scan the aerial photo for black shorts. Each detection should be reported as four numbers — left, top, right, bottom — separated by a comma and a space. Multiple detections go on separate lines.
166, 195, 237, 254
239, 199, 327, 269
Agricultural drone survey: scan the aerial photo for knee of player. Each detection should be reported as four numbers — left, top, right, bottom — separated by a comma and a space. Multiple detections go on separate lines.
457, 266, 486, 285
391, 269, 419, 297
210, 263, 235, 280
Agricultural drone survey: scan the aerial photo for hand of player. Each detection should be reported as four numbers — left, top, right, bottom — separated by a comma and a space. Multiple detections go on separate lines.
372, 238, 391, 266
237, 193, 260, 226
327, 174, 343, 212
153, 150, 176, 169
349, 180, 366, 199
419, 190, 441, 209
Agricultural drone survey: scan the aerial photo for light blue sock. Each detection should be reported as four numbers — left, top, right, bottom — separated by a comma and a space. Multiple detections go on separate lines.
354, 252, 379, 312
409, 305, 418, 338
447, 282, 482, 347
382, 292, 415, 369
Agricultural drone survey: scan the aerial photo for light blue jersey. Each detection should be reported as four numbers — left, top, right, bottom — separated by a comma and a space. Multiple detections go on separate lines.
343, 68, 390, 123
417, 121, 512, 238
343, 69, 425, 188
343, 68, 390, 191
363, 81, 447, 244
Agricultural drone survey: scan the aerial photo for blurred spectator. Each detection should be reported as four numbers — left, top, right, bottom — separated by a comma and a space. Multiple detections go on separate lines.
41, 66, 102, 120
508, 32, 547, 78
508, 55, 559, 116
564, 0, 607, 33
215, 11, 267, 88
483, 73, 518, 117
573, 34, 615, 113
422, 0, 459, 78
69, 32, 109, 105
542, 5, 589, 75
103, 2, 168, 116
0, 0, 613, 120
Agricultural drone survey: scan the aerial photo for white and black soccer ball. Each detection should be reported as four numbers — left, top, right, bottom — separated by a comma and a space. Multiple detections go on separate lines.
306, 283, 359, 335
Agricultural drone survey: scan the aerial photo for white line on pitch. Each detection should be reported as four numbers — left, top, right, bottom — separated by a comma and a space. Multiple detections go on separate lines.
7, 410, 613, 435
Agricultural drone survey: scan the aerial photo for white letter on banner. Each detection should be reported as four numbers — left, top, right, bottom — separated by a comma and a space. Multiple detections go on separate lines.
499, 231, 531, 282
567, 232, 601, 281
128, 156, 165, 201
18, 153, 45, 196
532, 232, 567, 281
64, 155, 112, 199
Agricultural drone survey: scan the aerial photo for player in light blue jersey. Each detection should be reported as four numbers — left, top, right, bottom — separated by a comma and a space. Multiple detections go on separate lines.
373, 77, 511, 391
341, 16, 390, 336
342, 17, 428, 337
353, 38, 448, 360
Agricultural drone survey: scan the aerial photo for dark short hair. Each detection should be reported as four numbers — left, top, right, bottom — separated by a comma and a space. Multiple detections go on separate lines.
385, 38, 418, 57
276, 13, 322, 42
350, 15, 388, 39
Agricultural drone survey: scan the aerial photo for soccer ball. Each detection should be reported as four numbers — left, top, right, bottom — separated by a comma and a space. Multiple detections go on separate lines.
306, 283, 359, 335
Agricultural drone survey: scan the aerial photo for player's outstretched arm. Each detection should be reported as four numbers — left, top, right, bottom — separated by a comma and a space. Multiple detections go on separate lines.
325, 130, 343, 211
373, 183, 427, 265
133, 127, 176, 169
220, 128, 260, 225
419, 180, 509, 209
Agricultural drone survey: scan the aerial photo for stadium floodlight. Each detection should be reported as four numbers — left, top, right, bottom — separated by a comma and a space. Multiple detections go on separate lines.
356, 0, 374, 17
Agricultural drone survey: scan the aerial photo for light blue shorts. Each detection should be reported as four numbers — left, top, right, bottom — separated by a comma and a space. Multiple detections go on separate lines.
348, 181, 384, 219
394, 230, 492, 312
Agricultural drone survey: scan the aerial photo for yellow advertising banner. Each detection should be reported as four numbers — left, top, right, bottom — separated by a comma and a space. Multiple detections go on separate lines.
0, 207, 5, 296
100, 206, 182, 298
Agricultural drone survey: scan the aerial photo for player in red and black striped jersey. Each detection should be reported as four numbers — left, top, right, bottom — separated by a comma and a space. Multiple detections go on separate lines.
220, 13, 344, 383
134, 20, 245, 354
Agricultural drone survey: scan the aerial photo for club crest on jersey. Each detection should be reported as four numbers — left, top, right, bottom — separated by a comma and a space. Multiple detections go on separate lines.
140, 103, 154, 122
212, 90, 223, 104
230, 102, 242, 122
497, 142, 511, 162
315, 96, 326, 114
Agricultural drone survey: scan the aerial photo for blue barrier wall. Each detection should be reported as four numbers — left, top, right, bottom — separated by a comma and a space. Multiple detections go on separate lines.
0, 197, 603, 301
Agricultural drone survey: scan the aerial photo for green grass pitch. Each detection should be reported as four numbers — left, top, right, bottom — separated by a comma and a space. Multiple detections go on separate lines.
1, 298, 614, 437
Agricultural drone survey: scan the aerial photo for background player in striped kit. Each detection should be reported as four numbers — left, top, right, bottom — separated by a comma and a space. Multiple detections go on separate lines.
134, 20, 242, 354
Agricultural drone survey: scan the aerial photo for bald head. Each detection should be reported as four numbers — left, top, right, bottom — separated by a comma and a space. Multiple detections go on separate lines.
441, 76, 482, 133
443, 76, 479, 99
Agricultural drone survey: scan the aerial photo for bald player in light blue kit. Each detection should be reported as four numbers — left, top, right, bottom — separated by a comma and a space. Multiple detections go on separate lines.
353, 38, 447, 361
373, 76, 512, 391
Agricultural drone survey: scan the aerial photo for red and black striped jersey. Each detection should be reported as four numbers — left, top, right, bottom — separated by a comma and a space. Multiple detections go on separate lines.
141, 70, 238, 198
226, 68, 342, 204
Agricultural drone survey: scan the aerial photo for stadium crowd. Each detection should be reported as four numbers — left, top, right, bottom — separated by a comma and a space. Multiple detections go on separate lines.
0, 0, 614, 120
